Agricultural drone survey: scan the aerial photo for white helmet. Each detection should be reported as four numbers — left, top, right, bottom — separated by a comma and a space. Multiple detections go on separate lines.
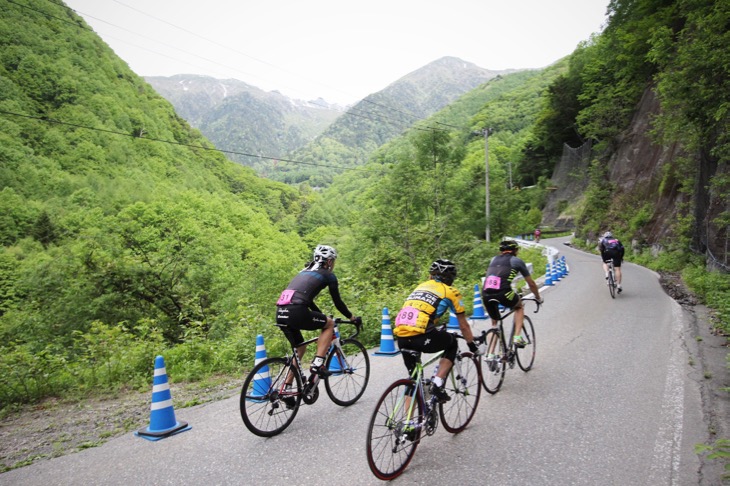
313, 245, 337, 262
603, 231, 613, 238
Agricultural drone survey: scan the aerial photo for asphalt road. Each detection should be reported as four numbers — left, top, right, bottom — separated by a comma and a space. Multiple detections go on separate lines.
1, 237, 708, 485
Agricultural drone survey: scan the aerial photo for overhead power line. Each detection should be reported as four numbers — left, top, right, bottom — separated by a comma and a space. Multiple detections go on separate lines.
0, 110, 383, 174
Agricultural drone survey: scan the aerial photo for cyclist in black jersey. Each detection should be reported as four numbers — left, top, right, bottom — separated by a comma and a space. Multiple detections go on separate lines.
276, 245, 361, 379
482, 240, 543, 348
599, 231, 625, 293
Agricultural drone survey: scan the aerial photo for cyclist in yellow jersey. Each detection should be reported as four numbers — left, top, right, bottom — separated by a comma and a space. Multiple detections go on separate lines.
394, 259, 484, 402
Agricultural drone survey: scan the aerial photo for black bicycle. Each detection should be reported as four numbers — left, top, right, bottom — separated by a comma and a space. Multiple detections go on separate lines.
605, 259, 617, 298
478, 297, 541, 394
365, 334, 481, 480
240, 318, 369, 437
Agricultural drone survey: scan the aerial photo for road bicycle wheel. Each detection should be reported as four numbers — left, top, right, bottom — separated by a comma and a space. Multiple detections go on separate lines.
608, 269, 616, 299
324, 338, 370, 406
516, 315, 536, 371
240, 357, 302, 437
440, 352, 481, 433
480, 328, 506, 394
366, 379, 423, 481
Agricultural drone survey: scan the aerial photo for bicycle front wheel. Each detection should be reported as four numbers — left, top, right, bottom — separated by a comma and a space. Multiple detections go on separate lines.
480, 328, 506, 394
366, 379, 422, 481
240, 357, 302, 437
516, 315, 536, 371
440, 352, 481, 433
325, 338, 370, 406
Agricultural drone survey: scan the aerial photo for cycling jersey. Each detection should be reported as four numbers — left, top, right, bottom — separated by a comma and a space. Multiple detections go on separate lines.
599, 237, 625, 266
483, 254, 531, 296
393, 279, 465, 337
276, 267, 351, 317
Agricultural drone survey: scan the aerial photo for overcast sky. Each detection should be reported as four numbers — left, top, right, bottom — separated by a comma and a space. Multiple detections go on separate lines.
63, 0, 610, 105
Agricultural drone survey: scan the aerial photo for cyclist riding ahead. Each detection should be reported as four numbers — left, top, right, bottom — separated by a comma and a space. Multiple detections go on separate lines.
599, 231, 625, 293
276, 245, 361, 387
483, 240, 543, 349
393, 259, 483, 403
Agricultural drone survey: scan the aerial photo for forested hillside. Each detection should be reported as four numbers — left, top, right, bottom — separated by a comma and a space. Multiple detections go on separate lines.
0, 0, 344, 406
146, 74, 343, 177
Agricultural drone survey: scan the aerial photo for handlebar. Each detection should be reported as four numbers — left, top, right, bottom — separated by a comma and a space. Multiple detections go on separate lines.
334, 317, 362, 339
521, 297, 543, 313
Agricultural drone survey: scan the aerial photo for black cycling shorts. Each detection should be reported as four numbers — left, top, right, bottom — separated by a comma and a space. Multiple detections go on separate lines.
275, 305, 327, 345
396, 330, 458, 376
601, 250, 622, 267
483, 291, 521, 320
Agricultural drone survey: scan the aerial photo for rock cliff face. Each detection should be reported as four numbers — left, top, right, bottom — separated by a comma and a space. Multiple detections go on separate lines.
544, 87, 727, 268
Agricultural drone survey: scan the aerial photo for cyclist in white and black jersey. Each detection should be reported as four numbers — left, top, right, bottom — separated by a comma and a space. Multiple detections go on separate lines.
276, 245, 361, 379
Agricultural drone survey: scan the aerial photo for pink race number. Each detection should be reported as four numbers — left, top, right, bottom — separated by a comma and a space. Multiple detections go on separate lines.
484, 276, 501, 290
396, 306, 419, 325
277, 290, 295, 305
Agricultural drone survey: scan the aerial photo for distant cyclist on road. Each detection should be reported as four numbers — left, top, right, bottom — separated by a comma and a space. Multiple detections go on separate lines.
534, 228, 541, 243
482, 240, 543, 348
276, 245, 361, 382
599, 231, 625, 293
393, 259, 483, 403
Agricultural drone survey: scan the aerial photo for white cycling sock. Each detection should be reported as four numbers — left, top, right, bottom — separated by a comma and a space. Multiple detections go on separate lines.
432, 376, 444, 388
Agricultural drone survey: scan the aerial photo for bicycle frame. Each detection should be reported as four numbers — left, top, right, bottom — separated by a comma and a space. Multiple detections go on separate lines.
394, 351, 443, 432
241, 318, 369, 437
276, 318, 362, 398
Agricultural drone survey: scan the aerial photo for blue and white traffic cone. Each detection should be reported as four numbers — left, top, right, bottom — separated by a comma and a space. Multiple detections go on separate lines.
551, 261, 561, 282
544, 263, 553, 286
329, 327, 343, 372
251, 334, 271, 398
135, 355, 191, 441
470, 284, 488, 320
447, 310, 460, 332
562, 256, 569, 276
374, 307, 400, 356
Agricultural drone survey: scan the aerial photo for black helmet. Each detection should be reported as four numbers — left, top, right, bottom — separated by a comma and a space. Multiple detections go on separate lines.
429, 259, 457, 285
499, 240, 519, 252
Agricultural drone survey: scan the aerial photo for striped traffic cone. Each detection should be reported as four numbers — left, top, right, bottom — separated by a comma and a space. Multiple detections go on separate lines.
544, 263, 553, 286
135, 355, 191, 441
251, 334, 271, 398
470, 284, 488, 320
329, 326, 343, 372
374, 307, 400, 356
447, 310, 460, 332
551, 261, 561, 282
562, 256, 569, 276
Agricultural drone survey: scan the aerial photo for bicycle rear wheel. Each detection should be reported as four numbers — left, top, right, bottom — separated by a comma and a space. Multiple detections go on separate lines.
480, 328, 506, 394
516, 315, 536, 371
440, 352, 481, 433
325, 338, 370, 406
608, 270, 616, 299
366, 379, 422, 481
240, 357, 302, 437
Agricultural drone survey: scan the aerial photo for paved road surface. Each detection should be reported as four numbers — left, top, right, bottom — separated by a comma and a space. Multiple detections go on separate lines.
1, 237, 708, 485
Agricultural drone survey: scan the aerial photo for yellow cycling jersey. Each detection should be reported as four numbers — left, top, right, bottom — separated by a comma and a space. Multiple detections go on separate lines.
393, 279, 466, 337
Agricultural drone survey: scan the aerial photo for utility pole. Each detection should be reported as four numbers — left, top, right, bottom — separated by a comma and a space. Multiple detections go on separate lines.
471, 127, 493, 241
479, 128, 493, 241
